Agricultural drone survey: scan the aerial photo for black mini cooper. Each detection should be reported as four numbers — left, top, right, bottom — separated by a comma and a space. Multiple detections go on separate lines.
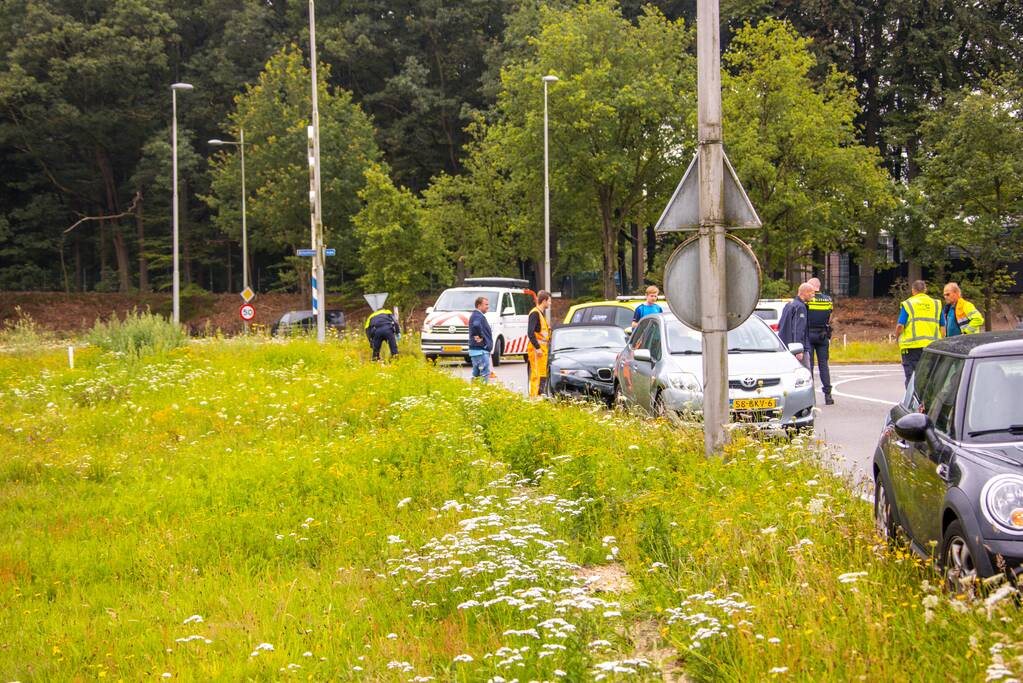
873, 332, 1023, 588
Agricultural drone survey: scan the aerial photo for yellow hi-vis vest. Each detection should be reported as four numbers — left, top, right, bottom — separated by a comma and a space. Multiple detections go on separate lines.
899, 293, 942, 350
954, 298, 984, 335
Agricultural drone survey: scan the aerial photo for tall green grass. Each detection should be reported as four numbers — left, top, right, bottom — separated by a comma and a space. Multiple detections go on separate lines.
0, 338, 1019, 680
86, 309, 187, 358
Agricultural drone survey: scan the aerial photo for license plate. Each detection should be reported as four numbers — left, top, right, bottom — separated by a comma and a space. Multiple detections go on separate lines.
442, 345, 462, 353
731, 398, 777, 410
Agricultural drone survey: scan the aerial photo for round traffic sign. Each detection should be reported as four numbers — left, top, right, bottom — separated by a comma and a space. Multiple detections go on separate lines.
239, 303, 256, 321
663, 233, 761, 331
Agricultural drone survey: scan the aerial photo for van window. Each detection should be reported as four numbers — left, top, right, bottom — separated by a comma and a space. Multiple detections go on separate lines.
512, 293, 534, 315
434, 289, 498, 312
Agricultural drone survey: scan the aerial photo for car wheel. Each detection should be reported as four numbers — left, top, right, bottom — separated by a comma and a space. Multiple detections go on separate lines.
653, 391, 668, 418
942, 519, 979, 595
492, 338, 504, 367
612, 381, 627, 410
874, 475, 897, 545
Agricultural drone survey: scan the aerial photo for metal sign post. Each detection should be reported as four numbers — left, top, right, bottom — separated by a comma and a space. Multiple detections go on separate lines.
654, 0, 761, 457
696, 0, 728, 456
308, 0, 326, 343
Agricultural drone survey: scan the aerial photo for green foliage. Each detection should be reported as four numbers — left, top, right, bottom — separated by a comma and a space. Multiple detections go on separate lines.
206, 47, 380, 292
916, 77, 1023, 324
86, 309, 187, 358
352, 164, 450, 313
3, 339, 1022, 679
723, 20, 895, 280
759, 277, 792, 299
0, 306, 53, 349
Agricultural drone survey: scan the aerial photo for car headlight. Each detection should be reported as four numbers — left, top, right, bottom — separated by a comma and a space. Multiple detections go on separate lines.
794, 367, 812, 388
558, 368, 592, 378
982, 475, 1023, 535
667, 372, 701, 391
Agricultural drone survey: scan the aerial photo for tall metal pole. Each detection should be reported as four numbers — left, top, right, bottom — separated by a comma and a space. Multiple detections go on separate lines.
170, 82, 193, 325
696, 0, 728, 455
542, 75, 558, 323
239, 126, 248, 291
172, 88, 180, 325
309, 0, 326, 342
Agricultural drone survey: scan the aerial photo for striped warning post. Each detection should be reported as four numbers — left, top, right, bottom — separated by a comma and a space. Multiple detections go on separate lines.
311, 274, 319, 315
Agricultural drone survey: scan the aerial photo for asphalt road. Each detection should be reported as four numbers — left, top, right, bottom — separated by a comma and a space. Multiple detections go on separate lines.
439, 357, 905, 489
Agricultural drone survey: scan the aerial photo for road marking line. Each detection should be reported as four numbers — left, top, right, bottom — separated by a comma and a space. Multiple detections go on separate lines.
823, 375, 899, 406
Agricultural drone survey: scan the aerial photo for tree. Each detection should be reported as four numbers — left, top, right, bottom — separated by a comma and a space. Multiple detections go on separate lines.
489, 0, 696, 298
916, 78, 1023, 329
722, 19, 894, 286
353, 164, 449, 315
206, 47, 380, 293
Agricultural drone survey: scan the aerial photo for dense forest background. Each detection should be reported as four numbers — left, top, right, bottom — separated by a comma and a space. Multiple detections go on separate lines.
1, 0, 1021, 308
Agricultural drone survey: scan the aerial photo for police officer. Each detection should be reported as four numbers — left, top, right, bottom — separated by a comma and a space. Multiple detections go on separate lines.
778, 283, 814, 370
365, 307, 401, 361
806, 277, 834, 405
895, 280, 942, 386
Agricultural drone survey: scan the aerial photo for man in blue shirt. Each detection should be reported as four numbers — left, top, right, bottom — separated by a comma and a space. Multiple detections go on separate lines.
468, 296, 494, 383
632, 285, 663, 325
778, 283, 814, 368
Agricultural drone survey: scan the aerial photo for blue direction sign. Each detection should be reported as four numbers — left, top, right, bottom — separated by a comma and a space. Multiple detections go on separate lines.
296, 248, 336, 257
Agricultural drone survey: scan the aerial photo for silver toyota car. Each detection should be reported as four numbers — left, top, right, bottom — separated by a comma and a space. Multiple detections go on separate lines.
613, 312, 815, 430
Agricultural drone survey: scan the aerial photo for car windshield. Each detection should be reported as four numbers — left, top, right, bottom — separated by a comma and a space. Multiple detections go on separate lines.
965, 356, 1023, 442
552, 326, 627, 352
433, 289, 499, 312
665, 317, 785, 354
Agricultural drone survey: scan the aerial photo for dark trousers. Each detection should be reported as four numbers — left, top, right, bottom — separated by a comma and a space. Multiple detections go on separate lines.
901, 347, 923, 386
371, 330, 398, 360
809, 338, 832, 396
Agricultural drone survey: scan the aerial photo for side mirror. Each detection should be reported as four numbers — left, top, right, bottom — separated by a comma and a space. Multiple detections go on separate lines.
503, 306, 515, 316
787, 342, 804, 355
894, 412, 931, 442
425, 306, 434, 314
634, 349, 652, 363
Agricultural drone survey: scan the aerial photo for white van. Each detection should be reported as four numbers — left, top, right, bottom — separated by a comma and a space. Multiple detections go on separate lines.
420, 278, 536, 365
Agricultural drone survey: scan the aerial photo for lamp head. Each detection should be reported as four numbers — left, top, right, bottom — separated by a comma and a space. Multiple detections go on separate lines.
171, 83, 194, 92
542, 75, 559, 83
208, 139, 224, 146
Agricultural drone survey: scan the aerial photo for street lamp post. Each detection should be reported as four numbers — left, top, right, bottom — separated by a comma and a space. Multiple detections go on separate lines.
308, 0, 326, 343
542, 74, 558, 321
208, 129, 248, 291
170, 82, 194, 326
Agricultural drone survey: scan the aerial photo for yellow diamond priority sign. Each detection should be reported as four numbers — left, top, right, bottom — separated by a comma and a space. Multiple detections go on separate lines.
240, 286, 255, 303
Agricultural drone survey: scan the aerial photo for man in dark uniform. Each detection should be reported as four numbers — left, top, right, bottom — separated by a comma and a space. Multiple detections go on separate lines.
364, 307, 401, 361
807, 277, 834, 405
778, 283, 814, 370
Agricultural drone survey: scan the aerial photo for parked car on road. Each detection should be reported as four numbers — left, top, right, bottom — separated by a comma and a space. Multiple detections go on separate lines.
420, 278, 536, 365
873, 331, 1023, 590
563, 296, 668, 334
754, 298, 789, 332
271, 309, 346, 336
547, 324, 628, 406
613, 312, 815, 429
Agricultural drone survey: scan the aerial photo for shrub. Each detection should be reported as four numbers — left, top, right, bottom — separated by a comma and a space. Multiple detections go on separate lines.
0, 306, 53, 349
760, 276, 792, 298
86, 309, 187, 358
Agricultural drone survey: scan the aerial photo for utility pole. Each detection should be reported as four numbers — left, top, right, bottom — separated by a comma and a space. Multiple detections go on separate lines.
696, 0, 728, 455
542, 75, 558, 322
170, 82, 193, 326
308, 0, 326, 343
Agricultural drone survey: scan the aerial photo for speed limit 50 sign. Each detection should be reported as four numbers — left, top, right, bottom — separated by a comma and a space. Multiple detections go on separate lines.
239, 303, 256, 321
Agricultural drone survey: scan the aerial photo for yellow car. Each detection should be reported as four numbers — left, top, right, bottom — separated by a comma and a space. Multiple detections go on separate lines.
563, 296, 668, 331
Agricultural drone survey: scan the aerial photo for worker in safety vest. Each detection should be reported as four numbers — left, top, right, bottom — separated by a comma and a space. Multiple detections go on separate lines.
526, 290, 552, 397
365, 308, 401, 361
895, 279, 942, 386
941, 282, 985, 337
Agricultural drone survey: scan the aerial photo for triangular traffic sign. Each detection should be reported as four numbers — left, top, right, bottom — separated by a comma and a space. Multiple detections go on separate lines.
363, 292, 388, 311
240, 286, 255, 303
654, 150, 762, 232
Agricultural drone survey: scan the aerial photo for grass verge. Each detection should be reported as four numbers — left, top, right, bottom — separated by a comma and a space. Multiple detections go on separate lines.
829, 340, 900, 364
0, 338, 1018, 680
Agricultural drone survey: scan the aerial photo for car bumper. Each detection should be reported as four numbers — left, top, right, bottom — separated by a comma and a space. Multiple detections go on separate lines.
549, 374, 614, 399
660, 383, 815, 428
421, 337, 469, 357
977, 538, 1023, 576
